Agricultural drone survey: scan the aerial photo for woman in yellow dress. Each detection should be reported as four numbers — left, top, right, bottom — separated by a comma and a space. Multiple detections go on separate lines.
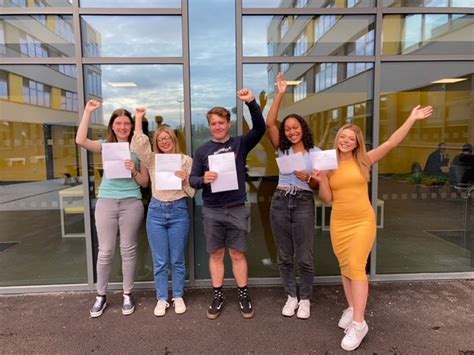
312, 105, 433, 351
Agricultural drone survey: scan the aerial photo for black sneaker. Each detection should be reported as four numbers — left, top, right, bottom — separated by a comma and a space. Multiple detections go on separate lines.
207, 296, 224, 320
122, 294, 135, 316
239, 295, 255, 319
90, 296, 107, 318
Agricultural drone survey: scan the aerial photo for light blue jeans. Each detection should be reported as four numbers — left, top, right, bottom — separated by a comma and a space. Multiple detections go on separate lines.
146, 197, 190, 301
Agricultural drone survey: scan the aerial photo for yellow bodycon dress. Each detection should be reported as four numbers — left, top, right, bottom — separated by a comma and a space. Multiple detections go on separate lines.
329, 158, 376, 281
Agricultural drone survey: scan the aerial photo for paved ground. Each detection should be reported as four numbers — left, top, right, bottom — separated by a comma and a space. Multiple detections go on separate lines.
0, 280, 473, 354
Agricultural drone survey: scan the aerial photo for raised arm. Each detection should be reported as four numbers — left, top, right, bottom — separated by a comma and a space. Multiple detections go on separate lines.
130, 107, 153, 168
266, 72, 287, 149
368, 105, 433, 164
238, 88, 266, 151
75, 99, 103, 153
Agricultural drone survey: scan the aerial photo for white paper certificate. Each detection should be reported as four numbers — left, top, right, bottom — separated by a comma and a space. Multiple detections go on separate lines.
208, 152, 238, 193
311, 149, 338, 171
155, 154, 182, 190
275, 152, 307, 174
102, 142, 131, 179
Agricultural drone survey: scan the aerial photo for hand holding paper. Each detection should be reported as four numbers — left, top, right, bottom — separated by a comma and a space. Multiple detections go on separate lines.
208, 152, 238, 193
155, 154, 182, 190
311, 149, 338, 171
102, 142, 132, 179
276, 152, 306, 174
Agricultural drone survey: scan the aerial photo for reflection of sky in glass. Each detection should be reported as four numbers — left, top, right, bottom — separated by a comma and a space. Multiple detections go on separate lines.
189, 0, 236, 128
80, 0, 180, 7
81, 16, 182, 57
243, 17, 272, 57
86, 64, 183, 130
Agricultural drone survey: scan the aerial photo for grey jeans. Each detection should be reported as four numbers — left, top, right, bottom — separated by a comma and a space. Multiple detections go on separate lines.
94, 197, 144, 295
270, 189, 315, 300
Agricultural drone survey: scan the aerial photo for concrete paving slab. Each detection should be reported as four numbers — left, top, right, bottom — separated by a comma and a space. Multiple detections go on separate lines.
0, 280, 473, 354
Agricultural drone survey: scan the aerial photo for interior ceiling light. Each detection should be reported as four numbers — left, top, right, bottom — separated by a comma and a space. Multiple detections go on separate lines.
107, 82, 138, 88
431, 78, 467, 84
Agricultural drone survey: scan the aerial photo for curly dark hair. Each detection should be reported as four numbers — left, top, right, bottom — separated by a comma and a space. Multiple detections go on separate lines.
278, 114, 314, 153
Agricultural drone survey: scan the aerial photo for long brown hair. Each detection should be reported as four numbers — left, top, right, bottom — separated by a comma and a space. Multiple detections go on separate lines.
334, 124, 372, 181
105, 109, 134, 143
153, 125, 182, 154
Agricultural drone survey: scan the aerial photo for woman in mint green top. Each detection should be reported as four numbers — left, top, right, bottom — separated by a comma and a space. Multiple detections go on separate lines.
76, 99, 149, 318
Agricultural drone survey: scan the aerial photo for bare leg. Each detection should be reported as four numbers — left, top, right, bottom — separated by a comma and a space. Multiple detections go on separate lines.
351, 280, 369, 323
342, 275, 354, 307
229, 248, 248, 287
209, 248, 225, 287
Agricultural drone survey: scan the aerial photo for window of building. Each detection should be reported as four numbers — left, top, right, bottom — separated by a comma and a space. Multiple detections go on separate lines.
61, 90, 78, 112
294, 77, 307, 102
294, 32, 308, 56
0, 70, 8, 99
280, 17, 289, 39
23, 78, 51, 108
316, 63, 338, 92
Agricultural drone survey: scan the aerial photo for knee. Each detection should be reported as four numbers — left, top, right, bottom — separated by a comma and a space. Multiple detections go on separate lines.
210, 249, 225, 262
97, 248, 114, 263
228, 249, 246, 263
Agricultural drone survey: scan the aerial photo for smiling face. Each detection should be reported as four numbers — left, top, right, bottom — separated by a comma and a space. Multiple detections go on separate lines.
111, 115, 133, 142
283, 117, 303, 145
156, 131, 175, 154
208, 114, 231, 143
337, 128, 358, 155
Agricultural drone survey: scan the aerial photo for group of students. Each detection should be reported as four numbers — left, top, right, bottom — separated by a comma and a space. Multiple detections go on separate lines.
76, 73, 433, 352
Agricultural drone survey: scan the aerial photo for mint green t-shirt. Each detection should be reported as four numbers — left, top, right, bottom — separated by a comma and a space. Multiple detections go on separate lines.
97, 141, 142, 200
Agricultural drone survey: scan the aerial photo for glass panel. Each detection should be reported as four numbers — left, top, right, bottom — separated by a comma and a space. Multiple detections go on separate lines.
0, 64, 86, 286
189, 0, 237, 280
377, 61, 474, 274
382, 14, 474, 56
83, 64, 185, 283
81, 16, 182, 57
244, 62, 374, 277
80, 0, 180, 7
0, 15, 74, 58
243, 0, 374, 8
383, 0, 474, 7
244, 15, 375, 57
0, 0, 72, 7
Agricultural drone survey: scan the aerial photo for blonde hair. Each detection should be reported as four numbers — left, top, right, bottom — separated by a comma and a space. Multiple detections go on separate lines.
153, 126, 181, 154
334, 124, 372, 181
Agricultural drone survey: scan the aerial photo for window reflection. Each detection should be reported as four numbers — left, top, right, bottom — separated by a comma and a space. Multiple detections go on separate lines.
0, 15, 74, 58
377, 61, 474, 274
383, 14, 473, 55
0, 64, 86, 286
383, 0, 473, 7
242, 0, 374, 8
244, 15, 375, 57
79, 0, 180, 8
81, 16, 182, 57
0, 0, 72, 7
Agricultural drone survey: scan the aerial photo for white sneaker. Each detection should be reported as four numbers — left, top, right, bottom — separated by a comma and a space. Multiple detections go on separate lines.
281, 295, 299, 317
341, 321, 369, 351
173, 297, 186, 314
153, 300, 170, 317
296, 299, 310, 319
338, 306, 354, 329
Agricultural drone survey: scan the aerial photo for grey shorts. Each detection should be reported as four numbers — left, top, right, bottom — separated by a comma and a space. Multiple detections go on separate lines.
202, 204, 250, 253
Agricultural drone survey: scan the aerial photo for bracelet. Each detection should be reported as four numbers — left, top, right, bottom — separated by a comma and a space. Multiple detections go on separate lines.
132, 171, 138, 178
306, 175, 312, 183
